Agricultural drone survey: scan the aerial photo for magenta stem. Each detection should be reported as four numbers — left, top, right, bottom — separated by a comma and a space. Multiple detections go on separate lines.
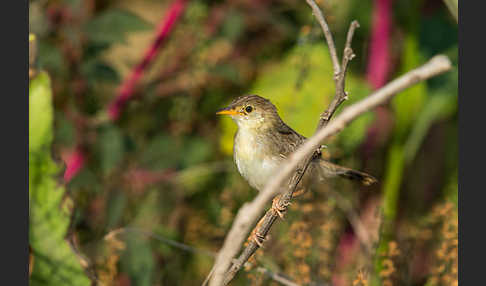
64, 0, 188, 183
333, 0, 393, 284
108, 0, 188, 120
63, 147, 85, 182
366, 0, 393, 89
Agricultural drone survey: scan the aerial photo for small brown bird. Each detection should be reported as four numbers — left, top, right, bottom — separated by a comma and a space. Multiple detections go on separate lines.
217, 95, 376, 202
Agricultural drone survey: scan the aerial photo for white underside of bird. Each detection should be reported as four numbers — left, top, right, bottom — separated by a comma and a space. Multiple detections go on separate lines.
234, 127, 284, 191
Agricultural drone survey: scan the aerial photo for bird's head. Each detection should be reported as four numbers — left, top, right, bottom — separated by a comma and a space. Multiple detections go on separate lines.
216, 95, 281, 130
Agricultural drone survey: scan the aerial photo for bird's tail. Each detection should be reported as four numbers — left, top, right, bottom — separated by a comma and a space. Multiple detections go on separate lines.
316, 159, 377, 186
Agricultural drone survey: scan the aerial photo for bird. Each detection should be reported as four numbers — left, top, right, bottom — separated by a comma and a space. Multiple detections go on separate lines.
217, 94, 376, 196
216, 95, 376, 245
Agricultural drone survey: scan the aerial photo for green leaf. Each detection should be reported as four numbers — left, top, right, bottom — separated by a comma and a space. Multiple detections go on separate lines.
444, 168, 458, 205
37, 42, 66, 77
106, 193, 127, 229
392, 34, 427, 141
121, 233, 155, 286
210, 64, 240, 83
404, 94, 457, 165
83, 42, 111, 60
382, 144, 405, 221
175, 162, 229, 195
221, 10, 244, 41
372, 144, 405, 286
141, 135, 181, 169
96, 125, 125, 175
84, 9, 153, 45
80, 60, 120, 84
119, 192, 159, 286
29, 73, 91, 286
29, 72, 54, 153
181, 137, 214, 168
54, 112, 76, 147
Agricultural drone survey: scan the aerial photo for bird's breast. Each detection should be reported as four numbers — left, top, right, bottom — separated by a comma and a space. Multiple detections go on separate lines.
234, 129, 282, 191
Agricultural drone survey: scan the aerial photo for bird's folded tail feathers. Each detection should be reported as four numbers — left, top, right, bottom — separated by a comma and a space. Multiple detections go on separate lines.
316, 160, 377, 186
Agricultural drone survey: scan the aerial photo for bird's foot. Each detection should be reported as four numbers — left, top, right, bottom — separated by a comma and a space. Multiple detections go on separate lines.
272, 196, 288, 219
251, 229, 265, 247
291, 188, 307, 198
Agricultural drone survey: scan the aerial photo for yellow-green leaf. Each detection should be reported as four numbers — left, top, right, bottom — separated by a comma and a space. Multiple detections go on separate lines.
219, 43, 373, 155
29, 73, 91, 286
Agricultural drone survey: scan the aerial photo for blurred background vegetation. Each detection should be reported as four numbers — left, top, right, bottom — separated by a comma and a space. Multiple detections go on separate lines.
29, 0, 457, 285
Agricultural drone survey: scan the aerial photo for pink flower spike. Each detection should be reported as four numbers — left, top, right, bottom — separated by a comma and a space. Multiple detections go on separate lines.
63, 147, 85, 183
108, 0, 188, 120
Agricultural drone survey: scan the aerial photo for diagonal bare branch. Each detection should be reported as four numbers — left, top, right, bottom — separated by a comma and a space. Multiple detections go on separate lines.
210, 4, 362, 284
209, 54, 451, 286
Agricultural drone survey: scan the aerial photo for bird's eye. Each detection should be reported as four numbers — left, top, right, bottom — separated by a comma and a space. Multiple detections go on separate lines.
245, 106, 253, 113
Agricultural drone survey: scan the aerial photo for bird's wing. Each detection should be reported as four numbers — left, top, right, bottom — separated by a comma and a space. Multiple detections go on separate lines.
274, 122, 307, 158
274, 122, 377, 186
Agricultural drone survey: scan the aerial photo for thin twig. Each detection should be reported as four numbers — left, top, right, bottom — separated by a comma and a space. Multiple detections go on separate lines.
105, 227, 215, 257
202, 266, 216, 286
304, 0, 341, 77
256, 267, 300, 286
209, 55, 451, 286
318, 20, 360, 129
105, 227, 301, 286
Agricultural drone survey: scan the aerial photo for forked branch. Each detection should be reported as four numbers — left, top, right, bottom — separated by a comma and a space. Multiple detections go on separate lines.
319, 20, 360, 129
207, 1, 452, 285
210, 55, 451, 286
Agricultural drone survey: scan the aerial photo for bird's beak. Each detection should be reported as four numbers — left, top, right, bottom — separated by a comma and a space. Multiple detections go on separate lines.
216, 106, 240, 116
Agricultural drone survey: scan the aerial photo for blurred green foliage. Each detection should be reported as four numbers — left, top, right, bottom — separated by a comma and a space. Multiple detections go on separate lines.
29, 72, 90, 285
373, 3, 458, 281
29, 0, 457, 285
